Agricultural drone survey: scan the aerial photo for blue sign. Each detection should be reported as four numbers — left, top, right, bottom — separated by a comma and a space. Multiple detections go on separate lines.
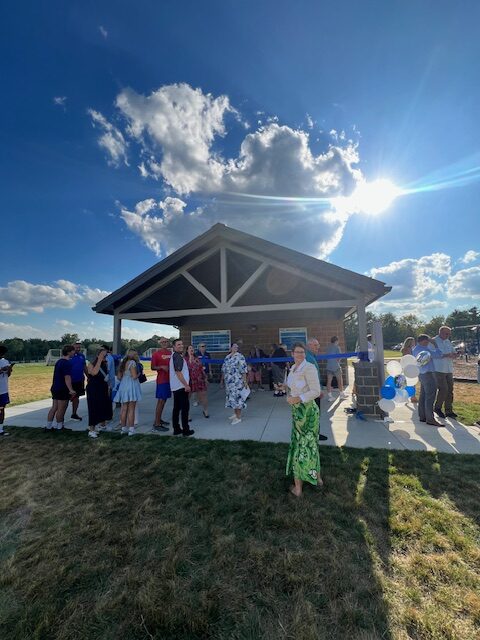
279, 327, 307, 350
191, 330, 231, 353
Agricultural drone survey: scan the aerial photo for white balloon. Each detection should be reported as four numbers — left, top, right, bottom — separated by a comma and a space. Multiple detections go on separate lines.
403, 364, 420, 378
400, 354, 417, 368
378, 398, 396, 413
405, 376, 419, 386
394, 389, 409, 404
386, 360, 402, 376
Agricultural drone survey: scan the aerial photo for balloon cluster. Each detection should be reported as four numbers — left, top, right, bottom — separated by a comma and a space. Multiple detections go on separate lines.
377, 352, 430, 413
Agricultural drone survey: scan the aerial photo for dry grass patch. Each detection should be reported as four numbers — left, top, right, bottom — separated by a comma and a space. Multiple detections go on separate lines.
1, 432, 479, 640
7, 364, 53, 406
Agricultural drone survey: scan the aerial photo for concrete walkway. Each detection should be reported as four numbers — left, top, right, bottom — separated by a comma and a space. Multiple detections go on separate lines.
4, 377, 480, 454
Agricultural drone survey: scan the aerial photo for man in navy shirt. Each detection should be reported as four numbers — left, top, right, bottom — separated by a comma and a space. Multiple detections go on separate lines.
70, 341, 87, 420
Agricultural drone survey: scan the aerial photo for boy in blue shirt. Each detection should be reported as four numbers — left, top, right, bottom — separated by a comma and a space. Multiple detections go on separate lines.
412, 335, 452, 427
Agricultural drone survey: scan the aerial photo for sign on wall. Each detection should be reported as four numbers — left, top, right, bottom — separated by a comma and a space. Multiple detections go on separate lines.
279, 327, 308, 350
191, 330, 232, 353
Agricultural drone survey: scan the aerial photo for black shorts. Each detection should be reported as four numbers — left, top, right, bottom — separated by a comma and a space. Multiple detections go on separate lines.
51, 387, 70, 401
72, 380, 85, 397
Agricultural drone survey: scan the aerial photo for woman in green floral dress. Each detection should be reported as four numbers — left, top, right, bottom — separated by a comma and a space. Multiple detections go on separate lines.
284, 342, 323, 497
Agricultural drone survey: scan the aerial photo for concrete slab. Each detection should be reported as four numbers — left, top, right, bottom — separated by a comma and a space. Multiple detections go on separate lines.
4, 378, 480, 454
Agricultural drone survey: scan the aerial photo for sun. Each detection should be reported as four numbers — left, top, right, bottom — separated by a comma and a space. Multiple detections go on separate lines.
347, 178, 403, 215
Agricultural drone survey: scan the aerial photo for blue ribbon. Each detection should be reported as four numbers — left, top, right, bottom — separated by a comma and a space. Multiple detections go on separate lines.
131, 351, 365, 364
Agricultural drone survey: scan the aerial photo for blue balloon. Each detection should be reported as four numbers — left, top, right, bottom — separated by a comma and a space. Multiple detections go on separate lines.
381, 385, 396, 400
385, 375, 395, 386
405, 385, 416, 397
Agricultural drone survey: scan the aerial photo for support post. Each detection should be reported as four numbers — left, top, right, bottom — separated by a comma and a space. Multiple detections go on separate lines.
372, 319, 385, 386
113, 313, 122, 355
356, 298, 368, 352
220, 246, 227, 304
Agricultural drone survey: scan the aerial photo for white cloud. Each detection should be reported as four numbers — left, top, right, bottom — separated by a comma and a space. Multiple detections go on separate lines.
88, 109, 128, 167
0, 280, 111, 315
120, 197, 205, 256
55, 319, 74, 327
369, 253, 451, 303
0, 322, 49, 340
368, 252, 480, 316
115, 83, 235, 193
89, 83, 364, 258
459, 249, 480, 264
99, 25, 108, 38
53, 96, 67, 108
447, 266, 480, 299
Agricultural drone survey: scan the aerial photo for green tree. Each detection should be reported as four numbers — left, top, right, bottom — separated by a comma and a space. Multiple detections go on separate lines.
423, 315, 446, 337
60, 333, 79, 345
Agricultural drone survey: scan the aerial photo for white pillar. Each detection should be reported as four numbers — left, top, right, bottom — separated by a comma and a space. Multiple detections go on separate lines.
372, 320, 385, 386
113, 313, 122, 354
357, 298, 368, 352
220, 246, 227, 304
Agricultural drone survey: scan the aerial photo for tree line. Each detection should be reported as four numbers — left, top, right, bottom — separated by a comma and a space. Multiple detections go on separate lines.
1, 307, 479, 361
0, 333, 177, 362
345, 307, 480, 350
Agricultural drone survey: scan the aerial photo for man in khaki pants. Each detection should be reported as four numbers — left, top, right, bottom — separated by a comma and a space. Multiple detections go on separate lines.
433, 326, 457, 419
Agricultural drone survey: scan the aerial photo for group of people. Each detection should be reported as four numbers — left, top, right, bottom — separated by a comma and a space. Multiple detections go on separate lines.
401, 326, 458, 427
41, 338, 211, 438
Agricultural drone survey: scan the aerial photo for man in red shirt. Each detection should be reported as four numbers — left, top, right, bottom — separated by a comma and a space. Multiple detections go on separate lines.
151, 337, 172, 432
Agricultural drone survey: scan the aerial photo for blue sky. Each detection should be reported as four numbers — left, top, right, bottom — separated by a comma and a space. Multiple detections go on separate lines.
1, 0, 480, 341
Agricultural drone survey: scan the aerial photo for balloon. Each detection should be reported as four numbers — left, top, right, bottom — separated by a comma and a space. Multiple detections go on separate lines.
416, 350, 431, 366
386, 360, 402, 376
400, 354, 417, 368
385, 375, 395, 386
405, 385, 416, 397
404, 364, 420, 378
394, 374, 407, 389
394, 389, 409, 404
378, 398, 396, 413
380, 385, 396, 400
405, 376, 419, 386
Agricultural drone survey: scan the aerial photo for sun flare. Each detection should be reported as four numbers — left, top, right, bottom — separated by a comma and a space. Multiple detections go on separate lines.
345, 178, 403, 215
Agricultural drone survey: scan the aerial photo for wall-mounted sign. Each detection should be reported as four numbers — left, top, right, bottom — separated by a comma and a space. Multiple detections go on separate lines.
279, 327, 307, 350
191, 330, 232, 353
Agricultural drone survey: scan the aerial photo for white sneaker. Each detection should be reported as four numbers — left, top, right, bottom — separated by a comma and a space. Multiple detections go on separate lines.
88, 430, 98, 438
193, 401, 199, 407
121, 427, 128, 434
231, 417, 242, 425
98, 425, 107, 432
228, 414, 236, 420
128, 427, 136, 436
327, 393, 334, 402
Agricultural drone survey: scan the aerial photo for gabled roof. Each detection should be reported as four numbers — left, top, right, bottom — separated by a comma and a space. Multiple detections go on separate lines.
94, 223, 390, 315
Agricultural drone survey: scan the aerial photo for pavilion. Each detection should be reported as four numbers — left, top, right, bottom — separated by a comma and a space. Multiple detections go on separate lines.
93, 223, 391, 412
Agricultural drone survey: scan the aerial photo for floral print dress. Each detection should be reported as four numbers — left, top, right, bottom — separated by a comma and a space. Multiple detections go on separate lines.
285, 360, 321, 485
221, 352, 248, 409
186, 356, 207, 392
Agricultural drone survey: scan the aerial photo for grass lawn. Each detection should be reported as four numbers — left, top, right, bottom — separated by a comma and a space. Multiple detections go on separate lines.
1, 431, 479, 640
7, 364, 54, 406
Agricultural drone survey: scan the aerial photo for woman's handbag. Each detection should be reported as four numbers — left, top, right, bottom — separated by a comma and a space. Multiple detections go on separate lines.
240, 386, 251, 401
137, 362, 147, 383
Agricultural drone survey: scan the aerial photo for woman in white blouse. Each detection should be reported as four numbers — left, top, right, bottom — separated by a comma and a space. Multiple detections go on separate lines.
284, 342, 322, 497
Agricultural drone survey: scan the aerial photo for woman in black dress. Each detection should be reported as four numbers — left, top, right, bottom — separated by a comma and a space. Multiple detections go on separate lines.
86, 348, 113, 439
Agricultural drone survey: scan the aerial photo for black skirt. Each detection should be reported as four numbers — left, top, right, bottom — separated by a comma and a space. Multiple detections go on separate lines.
86, 372, 113, 427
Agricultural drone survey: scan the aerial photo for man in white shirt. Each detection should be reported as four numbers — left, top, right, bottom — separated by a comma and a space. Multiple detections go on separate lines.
433, 326, 457, 419
169, 339, 194, 437
0, 345, 13, 437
